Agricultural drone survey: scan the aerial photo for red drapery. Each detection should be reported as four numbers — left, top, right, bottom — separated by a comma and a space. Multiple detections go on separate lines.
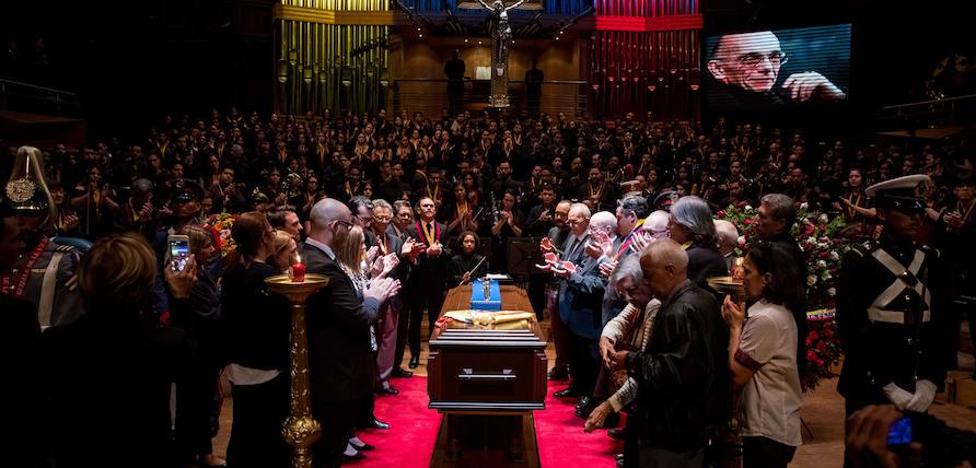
594, 0, 699, 17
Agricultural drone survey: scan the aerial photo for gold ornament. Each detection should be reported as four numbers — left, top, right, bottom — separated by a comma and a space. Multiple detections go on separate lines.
5, 178, 36, 203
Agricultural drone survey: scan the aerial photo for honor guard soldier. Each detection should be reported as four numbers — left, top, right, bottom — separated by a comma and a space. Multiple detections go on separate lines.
1, 146, 86, 328
837, 174, 947, 417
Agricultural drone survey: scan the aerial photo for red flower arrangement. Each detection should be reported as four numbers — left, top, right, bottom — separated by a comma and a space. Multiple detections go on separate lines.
718, 205, 848, 390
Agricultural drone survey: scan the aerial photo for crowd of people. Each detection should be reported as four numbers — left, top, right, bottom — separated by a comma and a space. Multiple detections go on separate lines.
2, 105, 975, 468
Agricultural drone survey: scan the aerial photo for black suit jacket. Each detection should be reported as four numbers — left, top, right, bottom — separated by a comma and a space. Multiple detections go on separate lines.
405, 221, 452, 291
302, 242, 382, 402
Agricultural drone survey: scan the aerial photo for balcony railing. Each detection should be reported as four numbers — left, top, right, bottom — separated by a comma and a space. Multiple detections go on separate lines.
0, 78, 83, 117
392, 79, 588, 117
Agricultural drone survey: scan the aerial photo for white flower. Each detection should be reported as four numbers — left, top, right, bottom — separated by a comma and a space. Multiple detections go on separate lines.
807, 274, 817, 286
819, 213, 829, 224
800, 202, 809, 210
744, 205, 753, 211
817, 260, 828, 269
827, 287, 837, 297
830, 251, 840, 262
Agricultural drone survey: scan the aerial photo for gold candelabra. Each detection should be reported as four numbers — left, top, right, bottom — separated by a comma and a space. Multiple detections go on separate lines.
266, 273, 330, 468
708, 273, 746, 468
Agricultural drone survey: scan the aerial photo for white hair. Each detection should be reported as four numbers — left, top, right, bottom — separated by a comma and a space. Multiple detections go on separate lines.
714, 219, 739, 252
569, 203, 591, 219
590, 211, 617, 233
641, 210, 671, 235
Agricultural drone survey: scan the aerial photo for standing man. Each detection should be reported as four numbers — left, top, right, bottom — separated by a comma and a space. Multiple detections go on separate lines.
405, 197, 452, 369
542, 200, 573, 380
837, 175, 947, 421
303, 198, 400, 467
524, 57, 544, 117
753, 193, 808, 371
551, 204, 606, 418
445, 49, 466, 117
370, 200, 413, 391
612, 239, 729, 468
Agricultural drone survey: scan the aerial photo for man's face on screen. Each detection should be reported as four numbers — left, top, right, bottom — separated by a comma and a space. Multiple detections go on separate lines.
708, 31, 784, 92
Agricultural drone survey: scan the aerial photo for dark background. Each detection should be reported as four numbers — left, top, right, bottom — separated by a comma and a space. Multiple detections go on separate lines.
1, 0, 275, 138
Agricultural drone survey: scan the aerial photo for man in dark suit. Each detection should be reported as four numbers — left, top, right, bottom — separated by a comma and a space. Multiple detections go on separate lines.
370, 199, 415, 392
550, 203, 607, 417
404, 196, 452, 369
302, 198, 400, 467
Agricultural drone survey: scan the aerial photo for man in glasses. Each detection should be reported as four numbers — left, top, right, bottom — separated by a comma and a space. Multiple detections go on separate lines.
706, 30, 845, 109
837, 175, 948, 426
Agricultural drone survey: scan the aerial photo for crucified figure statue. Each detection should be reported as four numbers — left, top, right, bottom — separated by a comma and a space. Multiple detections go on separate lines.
476, 0, 528, 107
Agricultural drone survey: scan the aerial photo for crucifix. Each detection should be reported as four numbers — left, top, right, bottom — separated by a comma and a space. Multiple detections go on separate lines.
474, 0, 529, 108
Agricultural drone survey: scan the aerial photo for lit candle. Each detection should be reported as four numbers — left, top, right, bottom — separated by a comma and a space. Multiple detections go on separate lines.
291, 254, 306, 282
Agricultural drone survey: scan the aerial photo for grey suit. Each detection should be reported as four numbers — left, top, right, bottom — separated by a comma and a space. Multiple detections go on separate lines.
372, 229, 408, 383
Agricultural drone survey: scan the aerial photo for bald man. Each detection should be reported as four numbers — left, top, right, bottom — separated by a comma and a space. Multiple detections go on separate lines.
706, 30, 845, 108
609, 240, 730, 468
302, 198, 400, 467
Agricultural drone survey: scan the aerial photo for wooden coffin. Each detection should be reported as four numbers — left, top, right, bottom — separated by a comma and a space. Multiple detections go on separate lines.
428, 328, 548, 411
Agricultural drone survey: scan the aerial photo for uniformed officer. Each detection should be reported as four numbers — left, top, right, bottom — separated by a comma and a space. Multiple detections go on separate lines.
836, 174, 947, 416
1, 146, 86, 328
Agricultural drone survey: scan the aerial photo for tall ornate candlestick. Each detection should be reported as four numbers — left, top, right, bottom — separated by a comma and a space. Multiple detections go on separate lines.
266, 273, 329, 468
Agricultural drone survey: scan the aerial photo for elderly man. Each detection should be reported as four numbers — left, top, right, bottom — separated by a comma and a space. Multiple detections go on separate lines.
302, 198, 400, 467
609, 239, 729, 468
586, 255, 663, 467
714, 219, 740, 271
370, 199, 413, 389
754, 193, 808, 366
706, 30, 845, 109
550, 204, 609, 417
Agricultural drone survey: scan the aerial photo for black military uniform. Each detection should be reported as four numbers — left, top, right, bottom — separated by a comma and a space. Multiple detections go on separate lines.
836, 175, 947, 414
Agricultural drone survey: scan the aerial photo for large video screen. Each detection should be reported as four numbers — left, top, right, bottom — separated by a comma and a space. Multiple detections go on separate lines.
704, 24, 851, 112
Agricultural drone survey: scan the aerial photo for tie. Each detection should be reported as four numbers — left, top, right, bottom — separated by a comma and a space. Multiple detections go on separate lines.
427, 223, 434, 244
567, 238, 582, 259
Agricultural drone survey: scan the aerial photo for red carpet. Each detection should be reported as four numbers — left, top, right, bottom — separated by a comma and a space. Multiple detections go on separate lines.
535, 381, 621, 468
346, 377, 620, 467
346, 376, 440, 467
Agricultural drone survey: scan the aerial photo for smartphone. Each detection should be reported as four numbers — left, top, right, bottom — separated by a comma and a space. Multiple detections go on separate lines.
168, 235, 190, 272
887, 416, 913, 447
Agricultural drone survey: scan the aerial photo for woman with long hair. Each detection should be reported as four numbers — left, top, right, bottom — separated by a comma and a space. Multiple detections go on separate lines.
721, 243, 804, 468
221, 212, 291, 468
333, 225, 381, 459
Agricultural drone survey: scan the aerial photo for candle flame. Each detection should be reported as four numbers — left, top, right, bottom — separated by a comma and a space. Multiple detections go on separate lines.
296, 254, 302, 264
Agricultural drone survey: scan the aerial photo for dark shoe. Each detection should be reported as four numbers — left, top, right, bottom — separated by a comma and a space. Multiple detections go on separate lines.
574, 396, 592, 410
343, 450, 366, 462
377, 385, 399, 396
615, 453, 624, 462
553, 387, 578, 398
408, 356, 420, 369
199, 454, 228, 467
616, 455, 625, 468
349, 439, 375, 451
370, 418, 391, 430
574, 397, 595, 418
604, 411, 620, 428
608, 427, 626, 440
393, 367, 414, 378
547, 366, 570, 381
